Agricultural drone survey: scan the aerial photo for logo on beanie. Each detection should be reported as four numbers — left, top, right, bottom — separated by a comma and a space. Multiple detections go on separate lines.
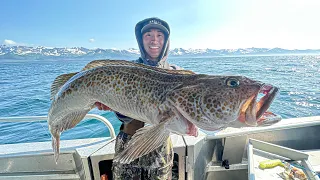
149, 19, 162, 25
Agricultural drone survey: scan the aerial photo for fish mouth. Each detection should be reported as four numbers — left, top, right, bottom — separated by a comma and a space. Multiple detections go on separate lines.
238, 84, 279, 126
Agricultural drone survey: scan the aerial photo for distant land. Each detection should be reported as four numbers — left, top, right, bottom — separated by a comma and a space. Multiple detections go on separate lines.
1, 45, 320, 60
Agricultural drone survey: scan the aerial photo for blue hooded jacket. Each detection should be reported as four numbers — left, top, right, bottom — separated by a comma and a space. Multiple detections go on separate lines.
115, 17, 182, 124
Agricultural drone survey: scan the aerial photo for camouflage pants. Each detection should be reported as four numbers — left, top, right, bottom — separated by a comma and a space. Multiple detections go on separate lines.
112, 131, 175, 180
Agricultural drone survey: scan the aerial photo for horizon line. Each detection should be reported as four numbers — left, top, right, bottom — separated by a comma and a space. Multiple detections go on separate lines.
1, 44, 320, 51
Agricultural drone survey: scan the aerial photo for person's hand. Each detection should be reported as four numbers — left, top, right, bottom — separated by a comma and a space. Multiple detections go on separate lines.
95, 102, 112, 111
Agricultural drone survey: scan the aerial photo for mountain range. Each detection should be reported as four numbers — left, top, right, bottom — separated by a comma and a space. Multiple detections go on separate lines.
1, 45, 320, 60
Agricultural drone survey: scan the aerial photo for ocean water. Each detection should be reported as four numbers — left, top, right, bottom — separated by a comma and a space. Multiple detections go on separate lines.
0, 55, 319, 144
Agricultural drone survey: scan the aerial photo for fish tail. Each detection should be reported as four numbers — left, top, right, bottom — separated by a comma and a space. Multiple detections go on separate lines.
48, 109, 90, 164
51, 133, 60, 164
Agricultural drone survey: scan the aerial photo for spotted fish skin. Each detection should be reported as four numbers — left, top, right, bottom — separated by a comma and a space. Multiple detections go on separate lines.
48, 60, 280, 164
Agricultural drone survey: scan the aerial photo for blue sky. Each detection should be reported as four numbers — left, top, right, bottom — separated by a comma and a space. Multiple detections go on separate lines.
1, 0, 320, 49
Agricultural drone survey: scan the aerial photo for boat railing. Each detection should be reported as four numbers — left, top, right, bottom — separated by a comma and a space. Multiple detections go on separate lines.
0, 114, 116, 139
205, 116, 320, 140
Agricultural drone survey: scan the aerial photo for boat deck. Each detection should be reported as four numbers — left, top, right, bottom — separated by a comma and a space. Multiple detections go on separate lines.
0, 115, 320, 180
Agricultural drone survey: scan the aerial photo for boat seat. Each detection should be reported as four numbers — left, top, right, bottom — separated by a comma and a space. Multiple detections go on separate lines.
0, 138, 112, 180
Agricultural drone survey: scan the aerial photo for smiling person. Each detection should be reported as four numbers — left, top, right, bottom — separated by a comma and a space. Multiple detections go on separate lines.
96, 17, 181, 180
135, 18, 177, 69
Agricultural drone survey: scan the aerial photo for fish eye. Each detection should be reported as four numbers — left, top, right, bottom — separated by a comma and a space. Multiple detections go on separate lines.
226, 78, 240, 87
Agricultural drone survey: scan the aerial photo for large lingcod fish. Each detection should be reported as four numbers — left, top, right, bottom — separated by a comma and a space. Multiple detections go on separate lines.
48, 59, 280, 164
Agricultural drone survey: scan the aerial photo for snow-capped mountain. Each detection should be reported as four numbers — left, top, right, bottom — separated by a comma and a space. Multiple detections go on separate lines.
0, 45, 141, 60
169, 47, 320, 56
1, 45, 320, 60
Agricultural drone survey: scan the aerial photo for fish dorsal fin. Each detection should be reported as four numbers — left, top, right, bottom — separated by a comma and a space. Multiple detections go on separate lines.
83, 59, 196, 75
81, 59, 122, 71
113, 116, 172, 164
50, 72, 78, 100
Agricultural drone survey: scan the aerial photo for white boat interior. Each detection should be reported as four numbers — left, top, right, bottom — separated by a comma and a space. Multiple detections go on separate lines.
0, 115, 320, 180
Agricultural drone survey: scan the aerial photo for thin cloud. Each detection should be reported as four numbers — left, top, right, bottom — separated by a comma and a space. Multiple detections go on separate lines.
3, 39, 17, 45
89, 38, 95, 43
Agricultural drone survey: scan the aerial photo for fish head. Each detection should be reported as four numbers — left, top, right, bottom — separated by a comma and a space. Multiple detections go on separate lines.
170, 75, 279, 131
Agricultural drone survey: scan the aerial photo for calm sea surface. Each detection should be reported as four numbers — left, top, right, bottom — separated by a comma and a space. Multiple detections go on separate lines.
0, 55, 319, 144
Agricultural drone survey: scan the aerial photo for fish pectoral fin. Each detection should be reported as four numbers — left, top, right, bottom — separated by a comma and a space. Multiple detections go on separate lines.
113, 120, 171, 164
50, 72, 78, 100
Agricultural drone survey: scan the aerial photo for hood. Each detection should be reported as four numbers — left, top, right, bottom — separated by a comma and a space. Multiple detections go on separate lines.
135, 17, 171, 67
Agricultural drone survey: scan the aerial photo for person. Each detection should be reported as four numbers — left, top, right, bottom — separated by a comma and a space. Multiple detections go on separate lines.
96, 17, 182, 180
